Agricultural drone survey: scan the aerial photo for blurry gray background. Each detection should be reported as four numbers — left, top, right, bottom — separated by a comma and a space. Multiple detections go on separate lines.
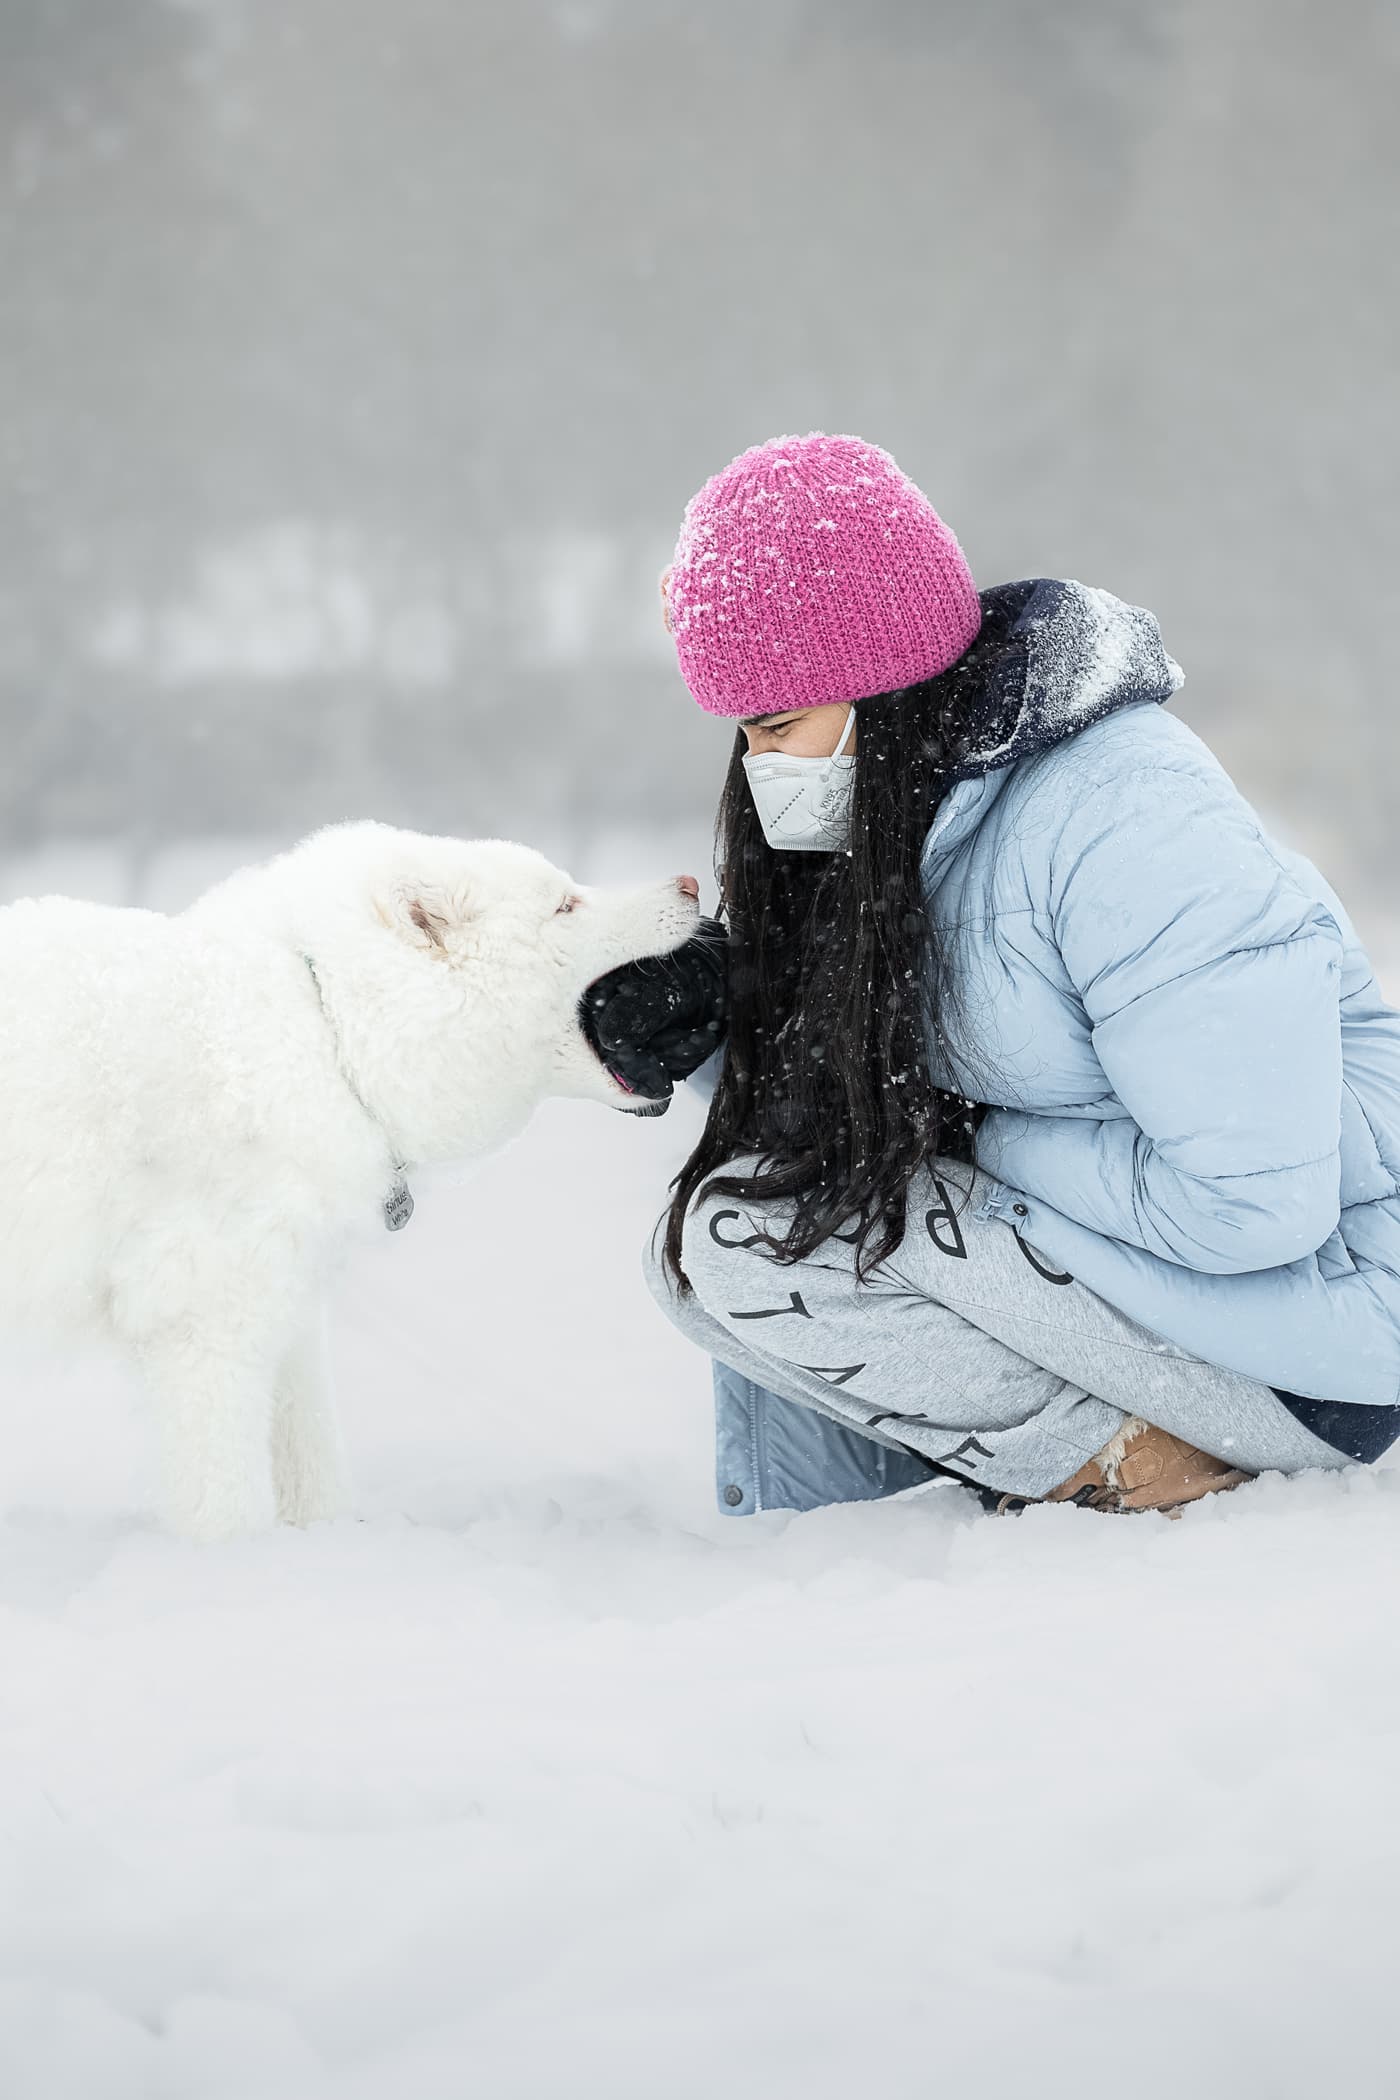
2, 0, 1397, 928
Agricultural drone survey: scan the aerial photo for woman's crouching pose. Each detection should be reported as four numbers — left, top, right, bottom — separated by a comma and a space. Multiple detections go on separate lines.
644, 1161, 1348, 1516
595, 433, 1400, 1518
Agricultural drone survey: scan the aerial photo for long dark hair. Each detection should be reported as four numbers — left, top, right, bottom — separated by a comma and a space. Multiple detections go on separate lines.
663, 621, 1018, 1292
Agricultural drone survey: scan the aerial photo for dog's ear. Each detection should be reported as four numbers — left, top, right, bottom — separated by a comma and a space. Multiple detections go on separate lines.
385, 883, 472, 955
406, 896, 450, 951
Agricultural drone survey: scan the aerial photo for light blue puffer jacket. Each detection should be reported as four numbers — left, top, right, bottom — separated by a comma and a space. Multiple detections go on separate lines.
928, 584, 1400, 1417
707, 578, 1400, 1513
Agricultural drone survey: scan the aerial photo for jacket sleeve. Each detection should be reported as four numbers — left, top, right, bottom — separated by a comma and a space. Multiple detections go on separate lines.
974, 762, 1345, 1275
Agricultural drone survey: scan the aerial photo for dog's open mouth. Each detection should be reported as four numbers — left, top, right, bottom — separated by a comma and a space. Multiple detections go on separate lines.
578, 973, 672, 1117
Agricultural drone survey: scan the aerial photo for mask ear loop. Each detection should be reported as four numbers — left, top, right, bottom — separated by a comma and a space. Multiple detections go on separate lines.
833, 705, 857, 758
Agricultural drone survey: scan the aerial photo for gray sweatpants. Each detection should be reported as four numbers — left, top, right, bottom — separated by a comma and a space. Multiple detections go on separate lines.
647, 1160, 1349, 1500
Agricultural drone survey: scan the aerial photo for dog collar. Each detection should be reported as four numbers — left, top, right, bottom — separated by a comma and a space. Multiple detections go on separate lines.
302, 955, 415, 1232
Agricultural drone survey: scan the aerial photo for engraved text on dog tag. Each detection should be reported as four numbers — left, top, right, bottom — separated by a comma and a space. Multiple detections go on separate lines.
384, 1177, 415, 1232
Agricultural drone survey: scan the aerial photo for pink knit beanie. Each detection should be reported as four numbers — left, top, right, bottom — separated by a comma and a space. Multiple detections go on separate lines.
666, 433, 981, 718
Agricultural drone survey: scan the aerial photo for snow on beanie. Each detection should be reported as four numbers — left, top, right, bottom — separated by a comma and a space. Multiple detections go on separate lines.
665, 433, 981, 719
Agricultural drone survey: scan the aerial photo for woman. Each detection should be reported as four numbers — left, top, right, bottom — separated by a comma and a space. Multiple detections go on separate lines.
591, 432, 1400, 1517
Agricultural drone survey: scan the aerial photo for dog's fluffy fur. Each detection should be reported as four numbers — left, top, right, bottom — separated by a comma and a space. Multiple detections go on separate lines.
0, 821, 699, 1539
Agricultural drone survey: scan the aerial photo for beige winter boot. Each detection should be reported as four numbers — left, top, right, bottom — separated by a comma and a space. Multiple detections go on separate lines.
999, 1417, 1253, 1517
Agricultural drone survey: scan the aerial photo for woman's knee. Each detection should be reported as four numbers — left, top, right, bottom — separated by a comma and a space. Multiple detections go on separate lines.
678, 1183, 751, 1303
640, 1210, 681, 1316
640, 1201, 746, 1359
642, 1196, 734, 1305
656, 1181, 757, 1307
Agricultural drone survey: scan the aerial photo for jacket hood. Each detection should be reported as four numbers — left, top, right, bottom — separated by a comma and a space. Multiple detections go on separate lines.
944, 577, 1183, 786
920, 578, 1183, 878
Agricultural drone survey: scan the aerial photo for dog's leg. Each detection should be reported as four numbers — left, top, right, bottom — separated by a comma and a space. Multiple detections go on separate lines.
270, 1312, 352, 1527
137, 1332, 279, 1542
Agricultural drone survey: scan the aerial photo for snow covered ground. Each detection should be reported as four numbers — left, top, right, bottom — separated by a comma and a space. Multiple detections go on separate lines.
2, 850, 1399, 2099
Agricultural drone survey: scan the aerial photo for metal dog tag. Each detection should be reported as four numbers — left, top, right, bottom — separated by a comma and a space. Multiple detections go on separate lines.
384, 1177, 415, 1232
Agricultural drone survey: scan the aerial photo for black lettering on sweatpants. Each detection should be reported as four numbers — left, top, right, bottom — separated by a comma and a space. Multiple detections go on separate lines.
931, 1435, 995, 1471
729, 1291, 813, 1322
924, 1177, 968, 1260
864, 1407, 936, 1431
1015, 1237, 1074, 1286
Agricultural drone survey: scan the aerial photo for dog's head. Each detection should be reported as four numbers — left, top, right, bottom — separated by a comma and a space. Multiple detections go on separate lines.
280, 823, 702, 1149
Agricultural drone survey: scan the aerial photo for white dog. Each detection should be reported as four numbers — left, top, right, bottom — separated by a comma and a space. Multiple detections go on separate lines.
0, 821, 699, 1539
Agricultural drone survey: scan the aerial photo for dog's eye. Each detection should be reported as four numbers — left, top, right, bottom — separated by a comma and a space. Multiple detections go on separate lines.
555, 895, 582, 916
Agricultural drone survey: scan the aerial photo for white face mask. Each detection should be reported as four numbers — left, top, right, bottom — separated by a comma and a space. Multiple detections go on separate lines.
742, 706, 857, 853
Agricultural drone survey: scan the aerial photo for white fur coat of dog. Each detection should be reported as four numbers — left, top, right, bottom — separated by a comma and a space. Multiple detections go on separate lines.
0, 821, 699, 1539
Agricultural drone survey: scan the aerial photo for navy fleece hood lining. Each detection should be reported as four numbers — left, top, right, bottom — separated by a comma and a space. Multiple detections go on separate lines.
939, 578, 1184, 789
